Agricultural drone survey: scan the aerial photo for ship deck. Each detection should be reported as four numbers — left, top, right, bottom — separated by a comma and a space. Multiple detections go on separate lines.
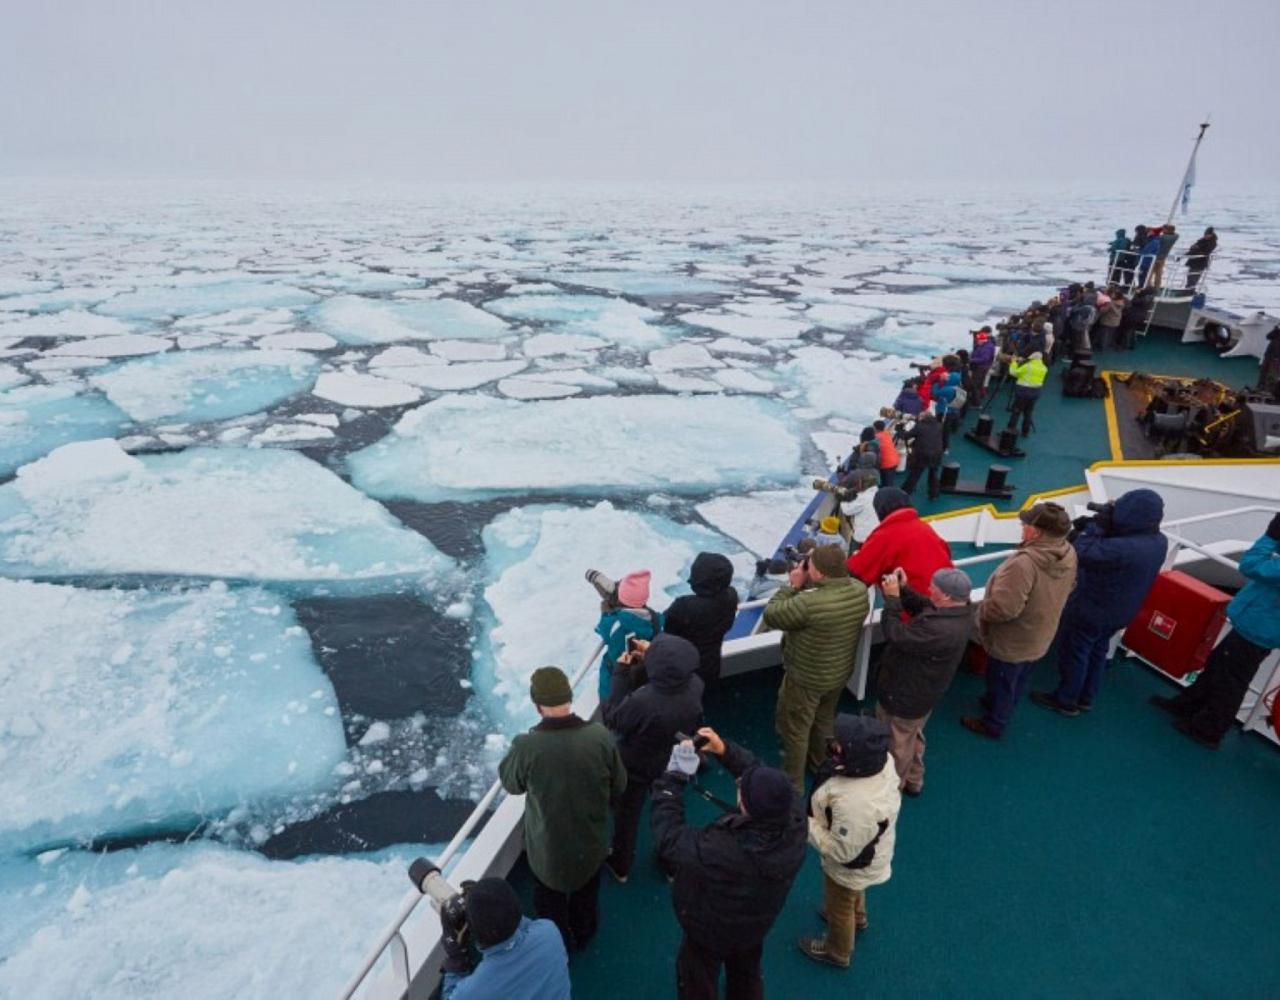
509, 647, 1280, 998
917, 328, 1263, 520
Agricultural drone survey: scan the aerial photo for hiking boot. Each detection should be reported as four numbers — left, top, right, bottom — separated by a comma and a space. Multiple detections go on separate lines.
1172, 717, 1220, 750
902, 784, 922, 798
1077, 702, 1093, 712
1030, 691, 1080, 717
961, 716, 1001, 740
1149, 694, 1186, 716
797, 937, 850, 969
604, 857, 629, 884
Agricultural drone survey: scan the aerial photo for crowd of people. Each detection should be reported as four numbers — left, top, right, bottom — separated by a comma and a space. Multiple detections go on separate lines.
434, 229, 1278, 1000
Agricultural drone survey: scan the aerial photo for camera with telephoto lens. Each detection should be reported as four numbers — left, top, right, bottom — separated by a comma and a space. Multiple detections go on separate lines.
1085, 501, 1116, 532
812, 478, 854, 502
408, 857, 470, 950
585, 569, 621, 611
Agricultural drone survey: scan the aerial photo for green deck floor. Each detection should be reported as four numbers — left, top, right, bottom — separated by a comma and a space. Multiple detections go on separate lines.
914, 330, 1263, 519
509, 653, 1280, 998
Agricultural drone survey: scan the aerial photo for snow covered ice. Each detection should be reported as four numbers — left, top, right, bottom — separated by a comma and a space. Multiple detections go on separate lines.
346, 393, 804, 502
0, 580, 346, 852
312, 293, 510, 344
0, 441, 452, 586
0, 384, 130, 476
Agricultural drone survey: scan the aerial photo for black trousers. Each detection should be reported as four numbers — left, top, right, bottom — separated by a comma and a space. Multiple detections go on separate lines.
1007, 389, 1039, 435
676, 935, 763, 1000
901, 457, 940, 500
610, 773, 650, 877
1168, 630, 1271, 743
532, 867, 601, 951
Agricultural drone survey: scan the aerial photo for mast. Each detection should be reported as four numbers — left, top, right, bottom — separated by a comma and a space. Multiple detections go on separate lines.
1164, 119, 1210, 227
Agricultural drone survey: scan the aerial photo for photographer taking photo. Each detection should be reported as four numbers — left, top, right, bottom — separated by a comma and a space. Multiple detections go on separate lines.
1031, 489, 1166, 716
438, 876, 570, 1000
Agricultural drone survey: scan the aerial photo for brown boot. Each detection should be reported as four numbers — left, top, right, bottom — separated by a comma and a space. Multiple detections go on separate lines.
798, 936, 850, 969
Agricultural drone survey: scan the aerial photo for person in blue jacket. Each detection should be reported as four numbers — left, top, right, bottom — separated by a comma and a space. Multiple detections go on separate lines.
1032, 489, 1167, 715
441, 877, 571, 1000
1150, 514, 1280, 749
1135, 231, 1163, 289
590, 569, 663, 699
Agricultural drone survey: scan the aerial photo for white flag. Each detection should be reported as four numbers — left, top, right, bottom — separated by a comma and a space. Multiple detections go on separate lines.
1181, 150, 1197, 214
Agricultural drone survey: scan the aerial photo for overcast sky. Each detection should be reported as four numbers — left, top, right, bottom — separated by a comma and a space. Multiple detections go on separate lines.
3, 0, 1277, 185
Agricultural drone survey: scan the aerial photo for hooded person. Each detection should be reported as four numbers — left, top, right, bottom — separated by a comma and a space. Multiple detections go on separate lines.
441, 877, 571, 1000
592, 569, 664, 700
968, 328, 996, 403
663, 552, 740, 687
650, 726, 806, 999
838, 450, 883, 545
1032, 490, 1167, 716
798, 715, 901, 969
962, 503, 1078, 739
847, 488, 953, 596
1184, 226, 1218, 289
603, 633, 705, 882
892, 380, 925, 416
1108, 228, 1131, 284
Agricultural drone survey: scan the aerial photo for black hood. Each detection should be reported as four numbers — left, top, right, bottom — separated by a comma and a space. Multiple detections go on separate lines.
831, 714, 890, 777
689, 552, 734, 597
1111, 488, 1164, 535
873, 487, 912, 520
643, 632, 700, 692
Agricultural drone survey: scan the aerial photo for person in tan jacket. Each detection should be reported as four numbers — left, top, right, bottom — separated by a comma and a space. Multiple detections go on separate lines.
962, 503, 1078, 739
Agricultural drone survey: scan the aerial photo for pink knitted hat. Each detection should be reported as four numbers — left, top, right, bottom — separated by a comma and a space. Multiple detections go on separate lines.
617, 570, 651, 608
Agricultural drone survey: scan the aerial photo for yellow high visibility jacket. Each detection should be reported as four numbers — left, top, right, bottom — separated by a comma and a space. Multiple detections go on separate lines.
1009, 357, 1047, 388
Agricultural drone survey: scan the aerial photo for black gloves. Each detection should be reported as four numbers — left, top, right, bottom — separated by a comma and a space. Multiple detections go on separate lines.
440, 896, 475, 976
1266, 512, 1280, 542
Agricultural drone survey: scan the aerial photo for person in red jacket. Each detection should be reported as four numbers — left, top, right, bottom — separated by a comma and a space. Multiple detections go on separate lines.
847, 488, 953, 594
917, 360, 948, 408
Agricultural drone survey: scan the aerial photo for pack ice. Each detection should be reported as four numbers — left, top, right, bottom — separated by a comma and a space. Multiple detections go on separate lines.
477, 501, 751, 719
0, 384, 130, 476
0, 842, 426, 999
312, 294, 509, 344
95, 279, 317, 320
0, 441, 452, 586
89, 348, 320, 423
347, 394, 802, 502
0, 580, 346, 852
485, 291, 668, 348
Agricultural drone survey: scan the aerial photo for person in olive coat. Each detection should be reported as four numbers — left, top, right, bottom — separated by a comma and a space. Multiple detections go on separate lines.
499, 666, 626, 951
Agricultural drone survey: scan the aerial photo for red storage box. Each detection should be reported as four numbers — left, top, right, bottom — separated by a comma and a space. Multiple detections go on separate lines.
1122, 570, 1231, 678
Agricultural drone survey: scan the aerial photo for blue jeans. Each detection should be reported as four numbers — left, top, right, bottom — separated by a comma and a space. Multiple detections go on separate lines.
1054, 609, 1114, 709
982, 656, 1034, 735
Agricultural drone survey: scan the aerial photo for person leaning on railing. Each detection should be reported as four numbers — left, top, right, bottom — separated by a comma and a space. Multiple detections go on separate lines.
1150, 513, 1280, 750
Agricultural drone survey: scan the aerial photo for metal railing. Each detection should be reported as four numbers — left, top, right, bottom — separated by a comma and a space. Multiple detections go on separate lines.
338, 641, 605, 1000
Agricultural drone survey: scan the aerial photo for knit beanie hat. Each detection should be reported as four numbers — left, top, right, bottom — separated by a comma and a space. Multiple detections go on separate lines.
819, 516, 840, 534
738, 765, 793, 819
464, 877, 523, 949
617, 570, 651, 608
831, 714, 890, 777
872, 487, 912, 520
932, 567, 973, 602
529, 666, 572, 707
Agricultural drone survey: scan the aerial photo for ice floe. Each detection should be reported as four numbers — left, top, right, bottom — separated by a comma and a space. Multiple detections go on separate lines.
0, 441, 451, 585
96, 280, 317, 320
477, 501, 750, 718
90, 349, 320, 423
0, 580, 345, 851
781, 345, 914, 422
256, 332, 338, 351
0, 310, 133, 341
696, 486, 819, 558
520, 331, 607, 357
312, 294, 509, 344
46, 334, 171, 358
312, 370, 422, 408
0, 385, 130, 475
486, 292, 667, 348
347, 394, 802, 502
381, 359, 528, 391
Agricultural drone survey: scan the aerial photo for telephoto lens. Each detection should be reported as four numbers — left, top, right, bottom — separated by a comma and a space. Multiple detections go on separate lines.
585, 569, 620, 610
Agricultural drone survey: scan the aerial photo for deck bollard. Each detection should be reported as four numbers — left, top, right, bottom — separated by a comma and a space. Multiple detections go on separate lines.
940, 462, 960, 489
986, 464, 1011, 493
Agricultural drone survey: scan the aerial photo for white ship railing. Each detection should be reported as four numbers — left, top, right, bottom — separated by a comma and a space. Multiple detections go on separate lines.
338, 641, 605, 1000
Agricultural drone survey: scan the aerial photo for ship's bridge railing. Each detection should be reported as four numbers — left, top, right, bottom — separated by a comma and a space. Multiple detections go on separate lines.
1103, 247, 1211, 305
338, 641, 605, 1000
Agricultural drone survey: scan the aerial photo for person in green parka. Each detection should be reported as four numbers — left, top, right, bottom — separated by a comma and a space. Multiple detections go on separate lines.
499, 666, 627, 952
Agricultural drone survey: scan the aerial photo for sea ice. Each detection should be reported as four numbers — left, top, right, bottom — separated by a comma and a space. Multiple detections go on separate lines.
712, 369, 773, 394
256, 332, 338, 351
652, 372, 723, 393
485, 292, 667, 348
520, 332, 607, 357
696, 486, 818, 558
368, 345, 444, 369
252, 423, 336, 445
678, 309, 812, 341
496, 378, 581, 400
0, 580, 345, 852
45, 334, 171, 358
382, 359, 528, 391
780, 345, 912, 422
0, 842, 427, 1000
804, 301, 886, 330
312, 370, 422, 408
549, 269, 728, 297
312, 294, 509, 344
0, 385, 130, 476
477, 501, 749, 718
96, 280, 317, 320
0, 365, 29, 390
89, 349, 320, 423
0, 442, 451, 586
648, 343, 723, 370
0, 311, 133, 341
347, 394, 802, 502
430, 340, 507, 362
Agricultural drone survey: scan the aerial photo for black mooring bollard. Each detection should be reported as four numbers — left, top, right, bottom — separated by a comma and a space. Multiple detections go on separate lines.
974, 413, 994, 439
986, 464, 1011, 492
940, 462, 960, 489
997, 428, 1019, 455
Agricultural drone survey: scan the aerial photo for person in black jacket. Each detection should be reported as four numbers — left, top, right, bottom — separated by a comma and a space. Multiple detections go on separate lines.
652, 727, 806, 1000
900, 411, 945, 502
664, 552, 740, 687
602, 633, 704, 883
873, 567, 973, 796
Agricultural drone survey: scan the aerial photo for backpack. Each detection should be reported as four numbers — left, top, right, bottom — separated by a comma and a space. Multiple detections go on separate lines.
948, 386, 968, 412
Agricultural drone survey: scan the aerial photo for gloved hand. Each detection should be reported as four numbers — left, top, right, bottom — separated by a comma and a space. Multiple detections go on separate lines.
665, 741, 700, 780
1267, 512, 1280, 542
440, 896, 475, 976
